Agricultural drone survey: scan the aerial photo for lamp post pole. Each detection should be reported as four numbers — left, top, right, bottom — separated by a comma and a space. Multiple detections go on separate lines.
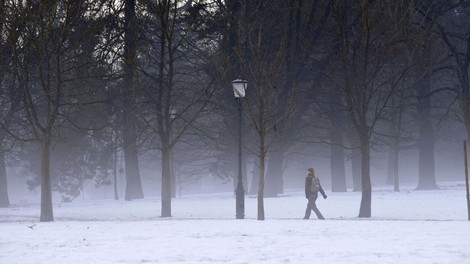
236, 97, 244, 219
232, 78, 247, 219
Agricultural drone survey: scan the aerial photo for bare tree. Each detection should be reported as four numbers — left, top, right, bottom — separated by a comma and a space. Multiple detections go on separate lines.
436, 3, 470, 145
8, 0, 107, 221
139, 0, 217, 217
331, 0, 415, 217
229, 1, 298, 220
264, 0, 337, 196
122, 0, 144, 200
411, 0, 464, 190
13, 1, 69, 221
0, 0, 12, 208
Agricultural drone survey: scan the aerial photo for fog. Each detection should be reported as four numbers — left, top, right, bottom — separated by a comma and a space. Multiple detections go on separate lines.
4, 115, 467, 206
4, 2, 470, 263
1, 0, 470, 224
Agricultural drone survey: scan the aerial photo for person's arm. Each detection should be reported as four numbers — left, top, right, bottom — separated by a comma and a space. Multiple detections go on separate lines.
319, 179, 327, 199
305, 177, 312, 197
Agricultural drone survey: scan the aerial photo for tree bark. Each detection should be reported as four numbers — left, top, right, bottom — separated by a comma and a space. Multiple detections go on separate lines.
40, 136, 53, 222
113, 132, 119, 200
351, 146, 362, 192
0, 147, 9, 208
265, 149, 283, 197
386, 147, 394, 185
415, 71, 437, 190
123, 0, 144, 200
161, 141, 171, 217
0, 0, 7, 208
329, 104, 347, 192
250, 157, 260, 194
170, 147, 176, 198
123, 120, 144, 200
257, 141, 265, 220
386, 136, 400, 191
242, 153, 248, 193
358, 135, 371, 218
388, 101, 402, 191
393, 138, 400, 192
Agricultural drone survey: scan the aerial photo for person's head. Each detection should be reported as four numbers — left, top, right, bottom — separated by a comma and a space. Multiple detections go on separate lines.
307, 167, 314, 176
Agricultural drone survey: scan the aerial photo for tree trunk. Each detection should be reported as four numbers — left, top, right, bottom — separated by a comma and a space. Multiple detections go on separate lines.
242, 153, 248, 193
386, 95, 402, 190
257, 140, 265, 220
462, 73, 470, 182
161, 142, 172, 217
0, 147, 9, 208
351, 146, 362, 192
416, 71, 437, 190
331, 143, 346, 192
123, 0, 144, 200
393, 139, 400, 192
358, 136, 371, 218
170, 147, 176, 198
113, 133, 119, 200
265, 149, 283, 197
170, 116, 177, 198
123, 123, 144, 200
386, 138, 401, 191
0, 6, 7, 207
386, 147, 394, 185
250, 157, 260, 194
40, 136, 53, 222
330, 108, 346, 192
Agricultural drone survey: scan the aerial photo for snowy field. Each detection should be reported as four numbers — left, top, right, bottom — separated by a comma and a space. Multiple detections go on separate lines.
1, 182, 470, 264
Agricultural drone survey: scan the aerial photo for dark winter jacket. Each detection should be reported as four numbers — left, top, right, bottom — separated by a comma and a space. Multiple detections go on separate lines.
305, 174, 326, 198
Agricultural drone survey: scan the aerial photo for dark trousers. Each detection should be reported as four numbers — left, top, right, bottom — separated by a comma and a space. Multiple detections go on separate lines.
304, 193, 324, 219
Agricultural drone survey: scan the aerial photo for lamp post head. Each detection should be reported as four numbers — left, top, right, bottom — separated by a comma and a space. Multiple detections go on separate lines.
232, 79, 248, 98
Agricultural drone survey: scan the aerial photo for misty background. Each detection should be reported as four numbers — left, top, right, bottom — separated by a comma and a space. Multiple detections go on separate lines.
1, 0, 470, 220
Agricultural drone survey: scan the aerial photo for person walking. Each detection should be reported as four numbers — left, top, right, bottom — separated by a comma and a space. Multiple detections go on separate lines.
304, 167, 327, 220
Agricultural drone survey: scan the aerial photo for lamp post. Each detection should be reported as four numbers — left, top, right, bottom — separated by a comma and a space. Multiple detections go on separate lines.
232, 78, 247, 219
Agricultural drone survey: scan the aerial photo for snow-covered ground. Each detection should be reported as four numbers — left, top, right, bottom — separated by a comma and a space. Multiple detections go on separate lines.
1, 183, 469, 263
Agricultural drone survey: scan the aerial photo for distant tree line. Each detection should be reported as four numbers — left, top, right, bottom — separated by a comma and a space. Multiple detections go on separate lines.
0, 0, 469, 221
